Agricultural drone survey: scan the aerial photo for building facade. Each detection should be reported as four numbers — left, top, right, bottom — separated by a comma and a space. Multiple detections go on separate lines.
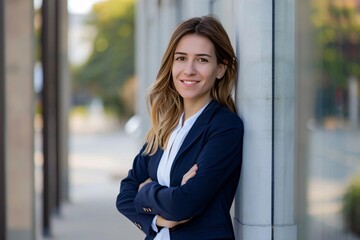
135, 0, 360, 240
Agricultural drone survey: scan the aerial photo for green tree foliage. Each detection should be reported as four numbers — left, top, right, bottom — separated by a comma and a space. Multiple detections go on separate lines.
343, 174, 360, 237
312, 0, 360, 88
73, 0, 135, 117
311, 0, 360, 120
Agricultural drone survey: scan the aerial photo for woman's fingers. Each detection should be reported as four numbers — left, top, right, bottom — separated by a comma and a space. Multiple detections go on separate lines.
190, 164, 198, 172
185, 164, 198, 178
181, 164, 198, 185
182, 171, 196, 185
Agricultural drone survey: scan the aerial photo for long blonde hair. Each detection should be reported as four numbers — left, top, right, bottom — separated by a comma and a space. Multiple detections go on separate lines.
144, 15, 238, 155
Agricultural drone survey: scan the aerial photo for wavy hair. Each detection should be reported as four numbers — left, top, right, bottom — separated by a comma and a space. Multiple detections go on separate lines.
144, 15, 238, 155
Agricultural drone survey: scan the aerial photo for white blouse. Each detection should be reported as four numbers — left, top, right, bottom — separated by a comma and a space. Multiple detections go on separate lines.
152, 103, 208, 240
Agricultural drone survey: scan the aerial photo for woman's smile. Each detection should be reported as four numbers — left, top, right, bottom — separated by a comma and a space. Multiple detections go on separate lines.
180, 79, 200, 86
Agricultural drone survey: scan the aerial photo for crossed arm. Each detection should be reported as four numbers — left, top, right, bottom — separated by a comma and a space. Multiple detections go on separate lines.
117, 125, 243, 234
138, 164, 198, 229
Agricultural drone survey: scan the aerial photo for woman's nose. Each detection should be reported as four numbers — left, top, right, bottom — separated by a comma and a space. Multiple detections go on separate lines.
183, 61, 196, 76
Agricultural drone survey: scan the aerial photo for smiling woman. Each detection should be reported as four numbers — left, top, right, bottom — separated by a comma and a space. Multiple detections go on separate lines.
116, 15, 244, 240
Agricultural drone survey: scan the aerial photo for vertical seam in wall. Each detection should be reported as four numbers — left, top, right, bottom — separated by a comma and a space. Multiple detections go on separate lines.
271, 0, 276, 239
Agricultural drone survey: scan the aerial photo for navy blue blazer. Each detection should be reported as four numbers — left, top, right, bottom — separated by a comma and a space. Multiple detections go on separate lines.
116, 100, 244, 240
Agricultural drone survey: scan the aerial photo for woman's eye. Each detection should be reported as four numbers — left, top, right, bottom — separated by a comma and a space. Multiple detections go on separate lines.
198, 58, 208, 63
175, 56, 185, 61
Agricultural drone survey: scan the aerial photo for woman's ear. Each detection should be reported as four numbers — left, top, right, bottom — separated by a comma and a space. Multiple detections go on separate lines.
217, 63, 227, 79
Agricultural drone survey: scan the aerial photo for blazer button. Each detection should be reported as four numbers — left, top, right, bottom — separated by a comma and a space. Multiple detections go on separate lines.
134, 222, 142, 229
148, 208, 152, 213
142, 207, 148, 212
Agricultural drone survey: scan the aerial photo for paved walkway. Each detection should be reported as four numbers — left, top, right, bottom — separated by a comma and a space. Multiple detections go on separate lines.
36, 128, 146, 240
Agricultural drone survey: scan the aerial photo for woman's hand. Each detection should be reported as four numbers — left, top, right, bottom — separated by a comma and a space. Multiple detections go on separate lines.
181, 164, 198, 185
156, 215, 190, 229
138, 178, 152, 191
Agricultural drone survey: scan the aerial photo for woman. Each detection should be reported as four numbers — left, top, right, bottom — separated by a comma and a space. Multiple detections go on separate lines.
116, 15, 244, 240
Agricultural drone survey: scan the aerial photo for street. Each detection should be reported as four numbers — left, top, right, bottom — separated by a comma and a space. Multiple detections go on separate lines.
36, 128, 145, 240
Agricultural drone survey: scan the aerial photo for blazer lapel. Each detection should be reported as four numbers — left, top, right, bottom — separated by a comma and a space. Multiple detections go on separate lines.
170, 100, 220, 175
149, 148, 163, 181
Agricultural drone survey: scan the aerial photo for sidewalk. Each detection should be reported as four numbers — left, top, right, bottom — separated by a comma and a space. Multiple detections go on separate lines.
36, 128, 146, 240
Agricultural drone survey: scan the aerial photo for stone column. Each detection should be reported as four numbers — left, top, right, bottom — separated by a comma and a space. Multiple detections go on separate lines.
234, 2, 274, 238
41, 0, 70, 236
4, 0, 35, 239
234, 0, 296, 239
56, 0, 70, 209
135, 0, 159, 138
273, 1, 296, 239
136, 0, 178, 139
42, 0, 58, 235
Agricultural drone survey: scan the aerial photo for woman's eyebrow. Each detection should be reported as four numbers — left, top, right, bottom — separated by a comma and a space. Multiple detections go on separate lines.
174, 52, 212, 58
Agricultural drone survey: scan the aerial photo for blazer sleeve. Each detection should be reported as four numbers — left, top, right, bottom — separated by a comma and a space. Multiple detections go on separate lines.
134, 122, 244, 221
116, 145, 156, 236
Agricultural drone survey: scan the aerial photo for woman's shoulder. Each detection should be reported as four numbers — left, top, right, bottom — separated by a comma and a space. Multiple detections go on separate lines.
211, 103, 244, 130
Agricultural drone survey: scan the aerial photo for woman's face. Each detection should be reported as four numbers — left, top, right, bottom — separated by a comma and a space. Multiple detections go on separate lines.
172, 34, 226, 107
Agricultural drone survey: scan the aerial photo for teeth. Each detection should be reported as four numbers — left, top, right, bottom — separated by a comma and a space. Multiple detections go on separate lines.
183, 80, 197, 84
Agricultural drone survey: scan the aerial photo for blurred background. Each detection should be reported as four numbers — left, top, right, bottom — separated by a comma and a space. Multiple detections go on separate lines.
0, 0, 360, 240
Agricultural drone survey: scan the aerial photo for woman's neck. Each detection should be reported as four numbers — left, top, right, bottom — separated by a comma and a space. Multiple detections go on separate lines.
183, 99, 212, 121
